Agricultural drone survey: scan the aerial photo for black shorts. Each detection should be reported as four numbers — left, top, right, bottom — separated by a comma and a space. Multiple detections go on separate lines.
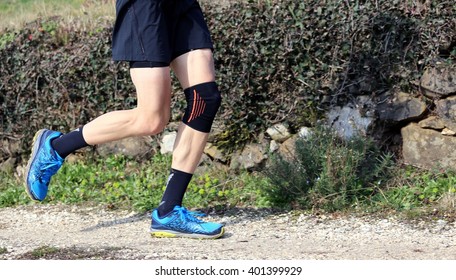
112, 0, 213, 66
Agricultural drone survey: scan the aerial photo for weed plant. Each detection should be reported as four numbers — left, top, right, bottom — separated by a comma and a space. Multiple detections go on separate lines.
263, 126, 395, 211
0, 153, 269, 212
369, 166, 456, 211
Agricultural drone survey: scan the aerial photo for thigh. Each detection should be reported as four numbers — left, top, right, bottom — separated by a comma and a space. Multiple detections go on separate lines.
171, 49, 215, 89
130, 67, 172, 114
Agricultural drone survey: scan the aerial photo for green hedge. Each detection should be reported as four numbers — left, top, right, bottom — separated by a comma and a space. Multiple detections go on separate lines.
1, 0, 455, 162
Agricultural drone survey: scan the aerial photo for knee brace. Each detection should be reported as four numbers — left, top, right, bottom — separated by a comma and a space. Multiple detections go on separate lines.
182, 81, 222, 133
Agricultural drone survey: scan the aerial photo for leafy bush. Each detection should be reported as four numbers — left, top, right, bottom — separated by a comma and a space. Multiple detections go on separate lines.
0, 17, 134, 164
1, 0, 455, 163
263, 126, 394, 211
208, 0, 456, 151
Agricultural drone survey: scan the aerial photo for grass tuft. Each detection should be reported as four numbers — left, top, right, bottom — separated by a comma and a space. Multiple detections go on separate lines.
0, 0, 115, 32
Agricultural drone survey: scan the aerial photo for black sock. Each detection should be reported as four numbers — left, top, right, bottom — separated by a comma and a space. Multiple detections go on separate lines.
158, 168, 193, 217
51, 126, 89, 158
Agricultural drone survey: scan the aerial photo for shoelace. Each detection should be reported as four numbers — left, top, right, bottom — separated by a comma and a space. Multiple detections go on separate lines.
175, 206, 206, 224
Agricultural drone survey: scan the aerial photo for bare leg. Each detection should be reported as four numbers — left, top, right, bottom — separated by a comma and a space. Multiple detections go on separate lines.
82, 67, 172, 145
170, 49, 216, 173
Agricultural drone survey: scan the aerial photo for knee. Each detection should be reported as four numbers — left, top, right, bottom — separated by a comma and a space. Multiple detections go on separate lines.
182, 81, 221, 133
132, 111, 169, 136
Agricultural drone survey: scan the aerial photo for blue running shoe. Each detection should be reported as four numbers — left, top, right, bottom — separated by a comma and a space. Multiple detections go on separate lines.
151, 206, 225, 239
25, 129, 64, 201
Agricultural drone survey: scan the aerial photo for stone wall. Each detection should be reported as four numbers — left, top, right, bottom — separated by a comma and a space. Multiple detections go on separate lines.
326, 60, 456, 171
2, 63, 455, 174
402, 62, 456, 170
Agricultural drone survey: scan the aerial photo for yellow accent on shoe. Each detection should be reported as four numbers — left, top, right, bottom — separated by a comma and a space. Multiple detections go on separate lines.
150, 227, 225, 239
151, 231, 177, 238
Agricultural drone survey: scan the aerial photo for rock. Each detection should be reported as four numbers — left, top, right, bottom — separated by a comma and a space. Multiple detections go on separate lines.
401, 123, 456, 170
230, 142, 268, 170
198, 153, 212, 166
160, 132, 177, 154
276, 127, 314, 160
228, 150, 242, 170
436, 96, 456, 132
377, 91, 427, 123
278, 134, 299, 161
204, 143, 227, 162
269, 140, 279, 152
298, 127, 312, 138
266, 123, 291, 142
1, 139, 21, 157
441, 128, 456, 136
97, 136, 154, 158
194, 159, 228, 177
0, 157, 16, 174
420, 65, 456, 98
327, 104, 374, 139
418, 116, 445, 130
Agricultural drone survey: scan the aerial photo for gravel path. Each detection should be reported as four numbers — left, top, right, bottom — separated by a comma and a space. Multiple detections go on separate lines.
0, 204, 455, 260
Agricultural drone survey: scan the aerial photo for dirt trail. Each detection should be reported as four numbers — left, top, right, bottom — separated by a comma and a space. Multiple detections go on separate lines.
0, 204, 455, 259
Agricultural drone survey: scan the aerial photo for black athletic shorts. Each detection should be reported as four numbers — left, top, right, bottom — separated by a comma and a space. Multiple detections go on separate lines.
112, 0, 213, 66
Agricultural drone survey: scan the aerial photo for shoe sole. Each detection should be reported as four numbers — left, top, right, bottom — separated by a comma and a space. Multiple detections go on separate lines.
24, 129, 46, 201
150, 227, 225, 239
